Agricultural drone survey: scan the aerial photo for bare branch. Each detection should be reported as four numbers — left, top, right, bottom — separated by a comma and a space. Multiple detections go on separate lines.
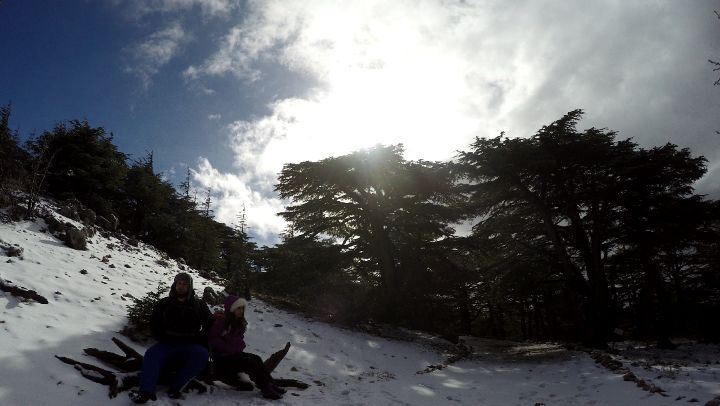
711, 59, 720, 86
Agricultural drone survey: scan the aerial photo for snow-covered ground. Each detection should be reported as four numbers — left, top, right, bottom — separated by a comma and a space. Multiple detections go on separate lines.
1, 206, 719, 405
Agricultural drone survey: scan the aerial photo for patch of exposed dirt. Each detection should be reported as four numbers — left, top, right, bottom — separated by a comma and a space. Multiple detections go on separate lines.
459, 337, 573, 363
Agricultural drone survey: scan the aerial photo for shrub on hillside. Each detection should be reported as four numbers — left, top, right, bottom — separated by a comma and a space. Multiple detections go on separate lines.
125, 282, 167, 339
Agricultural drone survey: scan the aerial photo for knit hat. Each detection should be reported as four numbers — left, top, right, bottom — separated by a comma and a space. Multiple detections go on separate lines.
229, 297, 247, 313
170, 272, 194, 298
174, 272, 191, 282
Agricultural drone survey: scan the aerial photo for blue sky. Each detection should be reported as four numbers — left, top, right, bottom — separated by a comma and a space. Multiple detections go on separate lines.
1, 0, 276, 174
2, 0, 719, 245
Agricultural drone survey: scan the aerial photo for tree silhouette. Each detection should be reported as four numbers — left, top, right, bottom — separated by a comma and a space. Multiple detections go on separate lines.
0, 103, 31, 209
27, 120, 128, 215
457, 110, 710, 346
276, 144, 462, 321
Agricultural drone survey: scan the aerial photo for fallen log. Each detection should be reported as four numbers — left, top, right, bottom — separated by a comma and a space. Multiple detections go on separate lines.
83, 347, 141, 372
57, 336, 307, 398
0, 278, 48, 304
55, 356, 120, 398
112, 336, 143, 358
274, 378, 310, 389
82, 336, 143, 372
265, 341, 292, 373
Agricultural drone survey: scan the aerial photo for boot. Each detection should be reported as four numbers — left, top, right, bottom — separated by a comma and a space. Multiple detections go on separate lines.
235, 381, 255, 391
260, 384, 283, 400
167, 388, 183, 399
270, 381, 287, 394
129, 390, 156, 404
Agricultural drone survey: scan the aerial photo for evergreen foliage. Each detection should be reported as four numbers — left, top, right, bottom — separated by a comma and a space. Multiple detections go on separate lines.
456, 110, 718, 345
0, 104, 30, 208
2, 109, 717, 346
275, 144, 463, 324
126, 282, 168, 335
220, 215, 256, 297
254, 233, 363, 322
26, 120, 128, 215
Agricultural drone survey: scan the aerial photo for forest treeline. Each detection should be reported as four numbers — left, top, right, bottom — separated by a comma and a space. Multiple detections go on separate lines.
0, 104, 255, 295
1, 104, 718, 347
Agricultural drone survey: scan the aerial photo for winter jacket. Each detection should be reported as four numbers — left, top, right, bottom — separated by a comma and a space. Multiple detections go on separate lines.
150, 278, 213, 345
208, 295, 247, 357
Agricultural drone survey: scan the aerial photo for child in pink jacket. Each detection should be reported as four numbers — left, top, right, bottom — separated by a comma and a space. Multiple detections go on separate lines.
209, 295, 285, 400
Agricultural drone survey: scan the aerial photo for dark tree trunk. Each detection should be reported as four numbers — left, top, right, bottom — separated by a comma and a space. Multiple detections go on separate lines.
458, 284, 473, 335
639, 245, 675, 349
520, 302, 527, 339
370, 222, 399, 319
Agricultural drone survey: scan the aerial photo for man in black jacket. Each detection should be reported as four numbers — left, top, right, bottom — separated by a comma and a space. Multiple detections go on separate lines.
130, 272, 213, 404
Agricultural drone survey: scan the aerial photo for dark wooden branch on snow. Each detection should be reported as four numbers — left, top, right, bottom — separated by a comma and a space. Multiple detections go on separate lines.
0, 279, 48, 304
55, 355, 120, 398
83, 348, 141, 372
57, 336, 306, 398
112, 336, 143, 358
264, 341, 291, 373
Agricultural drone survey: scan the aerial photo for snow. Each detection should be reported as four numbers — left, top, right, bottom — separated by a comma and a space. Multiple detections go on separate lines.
0, 205, 719, 405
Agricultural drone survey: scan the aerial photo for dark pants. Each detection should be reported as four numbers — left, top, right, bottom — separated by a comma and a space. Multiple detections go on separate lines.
215, 352, 273, 389
139, 342, 209, 394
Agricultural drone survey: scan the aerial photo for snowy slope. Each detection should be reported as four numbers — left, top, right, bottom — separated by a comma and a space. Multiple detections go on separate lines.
0, 207, 719, 406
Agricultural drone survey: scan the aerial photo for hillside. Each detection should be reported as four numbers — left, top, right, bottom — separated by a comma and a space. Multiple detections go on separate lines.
0, 203, 719, 405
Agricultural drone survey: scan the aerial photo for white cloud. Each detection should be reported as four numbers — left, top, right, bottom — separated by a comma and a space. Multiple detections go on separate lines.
186, 0, 720, 243
184, 25, 270, 82
697, 160, 720, 199
123, 0, 239, 18
192, 158, 286, 243
127, 22, 189, 87
163, 166, 177, 180
208, 113, 222, 120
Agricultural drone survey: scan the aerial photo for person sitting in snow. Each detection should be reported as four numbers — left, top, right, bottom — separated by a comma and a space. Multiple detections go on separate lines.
208, 295, 286, 400
130, 272, 213, 404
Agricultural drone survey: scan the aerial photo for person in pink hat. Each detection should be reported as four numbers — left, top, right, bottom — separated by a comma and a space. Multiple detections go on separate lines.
209, 295, 285, 400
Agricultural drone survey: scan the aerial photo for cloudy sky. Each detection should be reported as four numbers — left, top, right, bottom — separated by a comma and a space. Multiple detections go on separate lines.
1, 0, 719, 245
